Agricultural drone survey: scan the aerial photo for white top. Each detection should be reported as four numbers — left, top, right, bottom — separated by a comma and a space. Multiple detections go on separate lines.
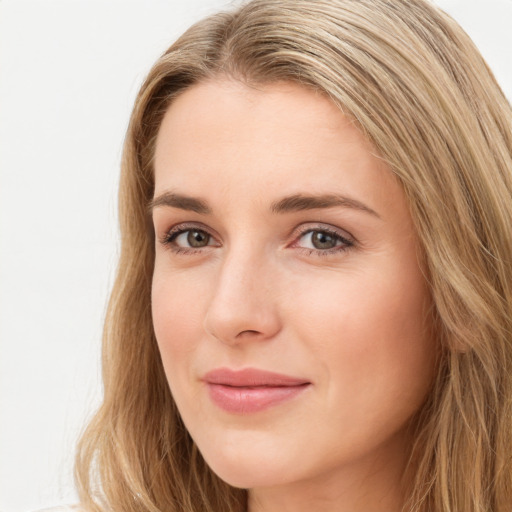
33, 506, 80, 512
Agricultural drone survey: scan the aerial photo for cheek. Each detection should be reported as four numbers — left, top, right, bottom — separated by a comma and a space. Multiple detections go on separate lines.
151, 267, 214, 425
151, 269, 207, 367
291, 262, 430, 343
289, 263, 435, 417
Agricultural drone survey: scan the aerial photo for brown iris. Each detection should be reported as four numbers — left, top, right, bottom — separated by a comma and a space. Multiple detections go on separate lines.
311, 231, 338, 250
187, 230, 210, 248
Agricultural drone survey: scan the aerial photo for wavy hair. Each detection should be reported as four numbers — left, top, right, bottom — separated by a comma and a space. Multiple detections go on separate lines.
75, 1, 512, 511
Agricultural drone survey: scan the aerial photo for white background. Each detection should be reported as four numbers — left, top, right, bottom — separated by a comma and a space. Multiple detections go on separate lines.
0, 1, 511, 511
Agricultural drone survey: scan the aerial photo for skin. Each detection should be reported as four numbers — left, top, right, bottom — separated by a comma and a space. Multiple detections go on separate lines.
151, 79, 437, 512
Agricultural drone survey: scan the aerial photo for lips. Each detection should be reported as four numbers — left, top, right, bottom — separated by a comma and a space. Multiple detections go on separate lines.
203, 368, 311, 413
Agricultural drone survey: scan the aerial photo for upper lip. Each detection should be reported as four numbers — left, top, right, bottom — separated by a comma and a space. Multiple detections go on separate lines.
203, 367, 310, 387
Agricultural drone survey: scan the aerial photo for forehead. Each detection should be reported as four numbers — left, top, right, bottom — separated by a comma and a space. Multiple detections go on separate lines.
153, 79, 403, 219
154, 80, 358, 166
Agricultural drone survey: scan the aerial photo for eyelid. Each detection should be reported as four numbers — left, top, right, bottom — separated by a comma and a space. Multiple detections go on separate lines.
290, 223, 355, 243
159, 221, 220, 247
288, 223, 356, 255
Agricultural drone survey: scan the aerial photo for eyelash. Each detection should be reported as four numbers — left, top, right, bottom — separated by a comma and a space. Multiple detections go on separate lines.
160, 223, 355, 257
160, 223, 216, 255
292, 225, 354, 256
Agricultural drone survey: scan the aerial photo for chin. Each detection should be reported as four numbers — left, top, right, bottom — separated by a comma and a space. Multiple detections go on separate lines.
196, 434, 295, 489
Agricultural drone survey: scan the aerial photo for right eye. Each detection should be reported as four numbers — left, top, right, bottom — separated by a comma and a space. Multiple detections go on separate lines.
171, 229, 212, 248
161, 225, 220, 254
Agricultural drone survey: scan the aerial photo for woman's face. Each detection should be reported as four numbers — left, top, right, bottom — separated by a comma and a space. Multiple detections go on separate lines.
151, 80, 436, 498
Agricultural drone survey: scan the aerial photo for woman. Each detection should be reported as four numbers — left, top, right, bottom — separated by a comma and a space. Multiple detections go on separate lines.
74, 0, 512, 511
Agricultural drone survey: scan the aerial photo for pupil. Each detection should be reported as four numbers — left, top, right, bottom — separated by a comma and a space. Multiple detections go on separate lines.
312, 231, 336, 249
188, 230, 209, 247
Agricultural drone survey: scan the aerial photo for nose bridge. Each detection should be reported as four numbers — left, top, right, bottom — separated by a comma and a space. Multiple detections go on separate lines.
203, 240, 280, 343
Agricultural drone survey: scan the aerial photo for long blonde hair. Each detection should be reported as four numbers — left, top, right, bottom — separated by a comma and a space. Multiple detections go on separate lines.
75, 1, 512, 511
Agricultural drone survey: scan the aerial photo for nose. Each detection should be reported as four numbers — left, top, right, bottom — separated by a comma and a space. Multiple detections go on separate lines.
203, 248, 282, 345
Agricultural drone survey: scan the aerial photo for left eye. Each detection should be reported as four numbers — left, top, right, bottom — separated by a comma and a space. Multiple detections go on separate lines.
297, 230, 350, 250
171, 229, 213, 248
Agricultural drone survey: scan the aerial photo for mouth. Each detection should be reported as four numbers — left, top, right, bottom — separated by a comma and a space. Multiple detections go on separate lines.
203, 367, 311, 414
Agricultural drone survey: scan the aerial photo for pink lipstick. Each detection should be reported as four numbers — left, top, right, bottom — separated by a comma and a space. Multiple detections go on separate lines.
203, 368, 310, 413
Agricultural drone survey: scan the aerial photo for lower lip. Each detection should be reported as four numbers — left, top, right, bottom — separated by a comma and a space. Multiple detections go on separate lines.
206, 383, 310, 413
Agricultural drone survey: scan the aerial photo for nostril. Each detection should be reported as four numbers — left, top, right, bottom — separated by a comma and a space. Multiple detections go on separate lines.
236, 329, 261, 337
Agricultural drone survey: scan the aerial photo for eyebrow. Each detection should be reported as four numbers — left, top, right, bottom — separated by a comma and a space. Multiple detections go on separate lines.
270, 193, 380, 218
149, 191, 380, 218
149, 192, 211, 214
